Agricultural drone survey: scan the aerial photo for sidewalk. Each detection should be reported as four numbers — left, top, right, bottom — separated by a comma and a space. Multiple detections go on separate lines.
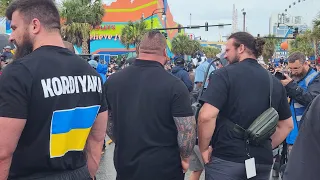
96, 139, 280, 180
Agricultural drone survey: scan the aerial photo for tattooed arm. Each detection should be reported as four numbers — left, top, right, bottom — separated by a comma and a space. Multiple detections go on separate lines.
106, 111, 115, 143
173, 116, 197, 159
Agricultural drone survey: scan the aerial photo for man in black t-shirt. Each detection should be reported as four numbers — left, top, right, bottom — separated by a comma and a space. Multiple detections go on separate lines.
198, 32, 293, 180
105, 31, 196, 180
0, 1, 108, 179
283, 95, 320, 180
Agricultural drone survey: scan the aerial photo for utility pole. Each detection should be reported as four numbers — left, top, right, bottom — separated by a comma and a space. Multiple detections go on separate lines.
190, 13, 192, 27
242, 10, 246, 32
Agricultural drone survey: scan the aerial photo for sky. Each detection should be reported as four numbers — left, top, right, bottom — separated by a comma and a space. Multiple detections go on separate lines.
167, 0, 320, 41
61, 0, 320, 41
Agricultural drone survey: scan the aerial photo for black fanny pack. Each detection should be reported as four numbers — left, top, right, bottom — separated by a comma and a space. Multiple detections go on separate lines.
225, 72, 279, 146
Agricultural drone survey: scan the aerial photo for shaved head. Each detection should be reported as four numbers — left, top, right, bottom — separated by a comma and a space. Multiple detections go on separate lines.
138, 31, 167, 64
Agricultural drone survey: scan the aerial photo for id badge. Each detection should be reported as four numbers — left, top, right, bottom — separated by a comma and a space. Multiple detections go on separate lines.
245, 158, 257, 179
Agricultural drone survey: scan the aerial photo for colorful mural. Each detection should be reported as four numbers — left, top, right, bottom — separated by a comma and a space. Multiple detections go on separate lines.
90, 0, 182, 57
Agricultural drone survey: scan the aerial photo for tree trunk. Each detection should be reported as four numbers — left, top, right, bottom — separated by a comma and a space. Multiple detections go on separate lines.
313, 40, 317, 61
82, 38, 89, 54
316, 41, 319, 63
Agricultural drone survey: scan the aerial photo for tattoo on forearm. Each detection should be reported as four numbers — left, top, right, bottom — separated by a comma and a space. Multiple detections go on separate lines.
173, 116, 196, 159
106, 111, 115, 142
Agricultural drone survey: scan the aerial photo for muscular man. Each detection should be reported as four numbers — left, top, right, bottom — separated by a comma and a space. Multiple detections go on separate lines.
0, 1, 108, 179
105, 31, 196, 180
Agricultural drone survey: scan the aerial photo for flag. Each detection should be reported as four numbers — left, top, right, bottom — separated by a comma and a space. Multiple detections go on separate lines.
50, 105, 100, 158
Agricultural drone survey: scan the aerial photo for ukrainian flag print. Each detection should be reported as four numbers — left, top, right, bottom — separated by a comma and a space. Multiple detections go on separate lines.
50, 105, 100, 158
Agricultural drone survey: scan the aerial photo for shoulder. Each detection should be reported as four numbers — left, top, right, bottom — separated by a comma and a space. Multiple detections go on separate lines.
311, 72, 320, 82
1, 60, 31, 77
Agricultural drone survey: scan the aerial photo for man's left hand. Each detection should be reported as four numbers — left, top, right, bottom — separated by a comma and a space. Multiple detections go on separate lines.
281, 74, 293, 86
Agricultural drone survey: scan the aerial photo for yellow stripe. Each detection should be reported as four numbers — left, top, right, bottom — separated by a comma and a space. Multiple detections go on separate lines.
50, 128, 91, 158
106, 1, 157, 12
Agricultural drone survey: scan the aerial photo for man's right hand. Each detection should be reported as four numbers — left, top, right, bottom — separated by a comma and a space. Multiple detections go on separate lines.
181, 158, 190, 173
201, 146, 213, 164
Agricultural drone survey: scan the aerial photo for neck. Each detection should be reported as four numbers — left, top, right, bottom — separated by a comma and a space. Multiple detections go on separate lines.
306, 66, 310, 73
239, 55, 256, 62
138, 53, 165, 65
33, 31, 64, 51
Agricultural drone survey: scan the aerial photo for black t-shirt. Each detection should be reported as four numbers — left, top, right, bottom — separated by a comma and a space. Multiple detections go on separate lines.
105, 59, 193, 180
200, 58, 291, 165
283, 95, 320, 180
0, 46, 107, 179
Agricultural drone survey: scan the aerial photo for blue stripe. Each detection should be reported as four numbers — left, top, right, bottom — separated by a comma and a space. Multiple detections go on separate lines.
51, 105, 100, 134
294, 107, 305, 116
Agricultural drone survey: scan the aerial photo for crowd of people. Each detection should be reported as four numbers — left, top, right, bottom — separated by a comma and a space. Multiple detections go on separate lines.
1, 1, 320, 180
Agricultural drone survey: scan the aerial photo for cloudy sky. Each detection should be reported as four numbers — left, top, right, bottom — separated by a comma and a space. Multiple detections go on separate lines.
167, 0, 320, 41
89, 0, 320, 41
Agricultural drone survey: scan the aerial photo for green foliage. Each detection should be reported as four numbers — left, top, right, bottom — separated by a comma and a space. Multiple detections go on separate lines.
202, 46, 220, 58
171, 34, 202, 56
120, 20, 147, 50
289, 30, 314, 57
60, 0, 105, 53
262, 34, 280, 62
0, 0, 13, 16
60, 0, 104, 27
189, 40, 202, 56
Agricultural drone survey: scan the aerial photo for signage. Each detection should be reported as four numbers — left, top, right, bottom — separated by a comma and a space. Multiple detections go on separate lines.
93, 25, 116, 30
90, 34, 121, 41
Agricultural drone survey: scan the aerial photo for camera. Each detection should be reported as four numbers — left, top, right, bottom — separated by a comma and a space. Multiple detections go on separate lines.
274, 72, 286, 80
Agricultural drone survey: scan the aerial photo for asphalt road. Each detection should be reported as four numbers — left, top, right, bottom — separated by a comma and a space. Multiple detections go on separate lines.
96, 138, 280, 180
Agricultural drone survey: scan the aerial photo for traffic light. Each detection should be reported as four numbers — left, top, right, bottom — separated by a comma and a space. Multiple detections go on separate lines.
178, 24, 181, 33
205, 22, 208, 31
293, 27, 299, 39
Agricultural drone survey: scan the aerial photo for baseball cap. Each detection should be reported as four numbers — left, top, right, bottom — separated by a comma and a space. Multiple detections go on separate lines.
4, 45, 11, 49
88, 60, 98, 69
175, 57, 185, 65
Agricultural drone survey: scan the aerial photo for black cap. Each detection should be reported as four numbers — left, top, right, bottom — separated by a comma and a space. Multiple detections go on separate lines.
175, 57, 185, 65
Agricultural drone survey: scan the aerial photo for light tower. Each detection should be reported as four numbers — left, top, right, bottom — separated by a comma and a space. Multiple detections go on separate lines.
232, 4, 238, 33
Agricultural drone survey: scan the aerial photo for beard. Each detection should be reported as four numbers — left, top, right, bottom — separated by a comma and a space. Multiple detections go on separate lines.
291, 68, 308, 81
228, 54, 240, 64
13, 33, 33, 60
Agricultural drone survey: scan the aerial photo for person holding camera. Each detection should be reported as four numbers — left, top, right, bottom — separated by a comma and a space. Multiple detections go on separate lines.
280, 52, 320, 155
197, 32, 293, 179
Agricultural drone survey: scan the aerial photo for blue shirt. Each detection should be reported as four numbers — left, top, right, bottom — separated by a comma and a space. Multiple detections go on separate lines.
195, 59, 216, 88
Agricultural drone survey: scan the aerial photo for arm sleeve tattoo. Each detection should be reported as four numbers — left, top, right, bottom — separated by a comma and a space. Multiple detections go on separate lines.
106, 111, 115, 142
173, 116, 196, 159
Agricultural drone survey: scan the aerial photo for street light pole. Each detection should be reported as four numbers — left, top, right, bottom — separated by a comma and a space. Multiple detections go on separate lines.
151, 8, 166, 29
243, 11, 246, 32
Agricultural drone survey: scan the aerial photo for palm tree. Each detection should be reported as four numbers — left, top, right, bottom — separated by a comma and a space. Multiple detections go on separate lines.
262, 35, 279, 63
289, 30, 314, 57
0, 0, 12, 16
312, 17, 320, 59
188, 40, 202, 56
202, 46, 220, 58
60, 0, 104, 54
171, 34, 192, 56
120, 20, 147, 50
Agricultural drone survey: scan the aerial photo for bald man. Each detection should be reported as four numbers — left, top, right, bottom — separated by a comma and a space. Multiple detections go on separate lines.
105, 31, 196, 180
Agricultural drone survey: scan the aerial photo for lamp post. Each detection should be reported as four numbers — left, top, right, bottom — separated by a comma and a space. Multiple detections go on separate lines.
151, 8, 166, 29
242, 10, 246, 32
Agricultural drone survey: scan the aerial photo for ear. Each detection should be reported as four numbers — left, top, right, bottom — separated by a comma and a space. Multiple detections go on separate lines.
238, 44, 245, 54
30, 18, 41, 34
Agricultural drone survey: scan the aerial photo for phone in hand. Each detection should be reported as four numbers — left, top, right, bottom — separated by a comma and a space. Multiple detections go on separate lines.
275, 72, 286, 80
